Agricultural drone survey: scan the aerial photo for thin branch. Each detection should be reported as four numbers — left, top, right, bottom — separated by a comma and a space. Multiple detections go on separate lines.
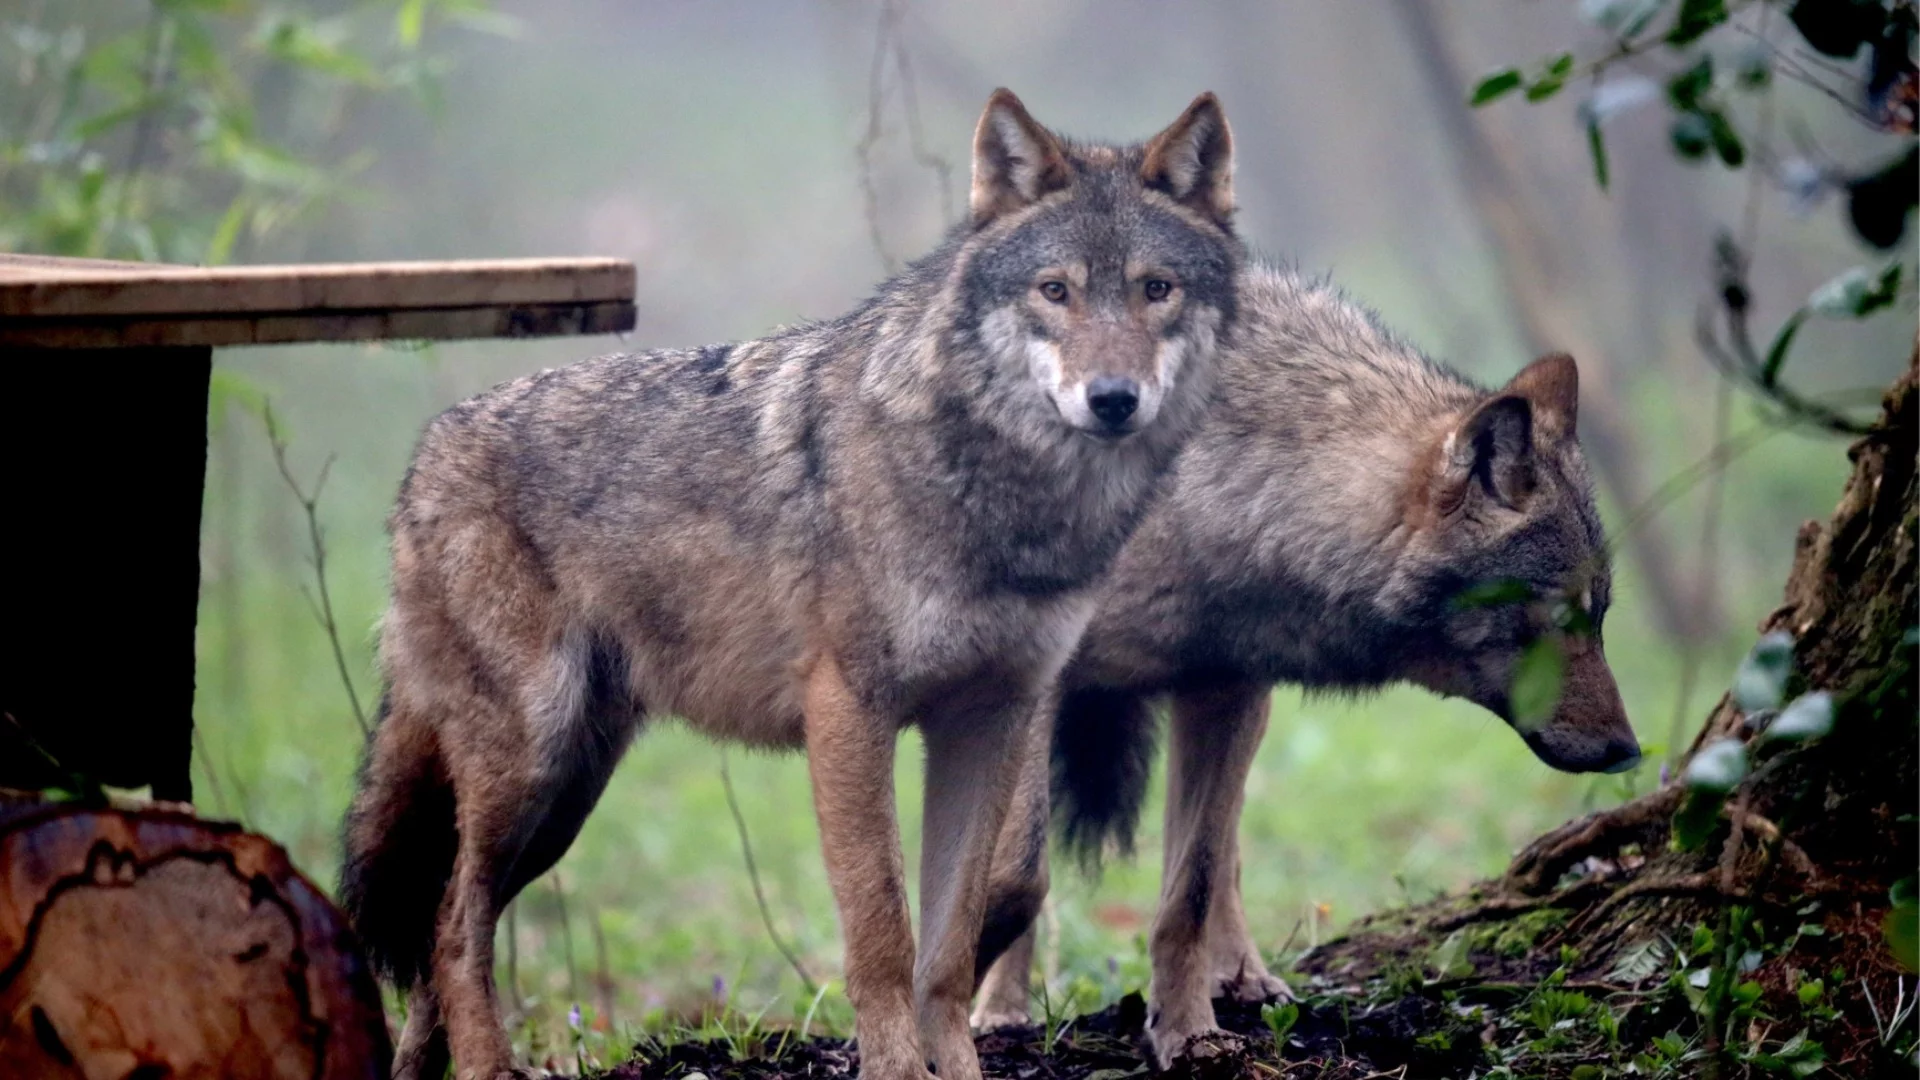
719, 751, 818, 996
853, 0, 954, 274
553, 871, 581, 1007
262, 402, 369, 737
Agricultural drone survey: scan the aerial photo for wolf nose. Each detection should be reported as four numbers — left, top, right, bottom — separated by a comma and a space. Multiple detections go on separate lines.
1596, 735, 1643, 774
1086, 376, 1140, 430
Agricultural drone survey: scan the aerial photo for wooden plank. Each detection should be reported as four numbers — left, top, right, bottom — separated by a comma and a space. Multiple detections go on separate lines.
0, 256, 635, 319
0, 299, 636, 348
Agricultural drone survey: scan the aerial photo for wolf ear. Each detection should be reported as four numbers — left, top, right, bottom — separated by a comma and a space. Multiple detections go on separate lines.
970, 88, 1072, 226
1140, 92, 1234, 226
1436, 394, 1536, 514
1505, 352, 1579, 443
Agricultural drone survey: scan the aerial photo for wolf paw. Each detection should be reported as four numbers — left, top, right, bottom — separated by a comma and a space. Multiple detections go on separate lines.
1148, 1025, 1247, 1072
1210, 959, 1294, 1005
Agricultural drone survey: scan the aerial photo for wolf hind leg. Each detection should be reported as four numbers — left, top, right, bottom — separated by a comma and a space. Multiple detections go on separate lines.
433, 638, 637, 1079
1146, 681, 1274, 1069
392, 985, 449, 1080
968, 693, 1053, 1030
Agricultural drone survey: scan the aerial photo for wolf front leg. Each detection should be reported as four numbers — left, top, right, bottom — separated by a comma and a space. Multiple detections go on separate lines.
967, 695, 1054, 1030
805, 657, 932, 1080
1146, 682, 1286, 1068
913, 688, 1035, 1080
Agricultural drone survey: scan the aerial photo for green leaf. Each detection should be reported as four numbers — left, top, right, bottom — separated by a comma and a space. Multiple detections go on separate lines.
1887, 901, 1920, 972
1703, 109, 1745, 167
1455, 578, 1533, 608
1684, 737, 1749, 793
1894, 876, 1918, 906
1762, 310, 1808, 387
1732, 630, 1794, 712
1763, 691, 1834, 743
1587, 115, 1610, 191
1428, 930, 1476, 980
204, 193, 249, 266
1666, 55, 1715, 109
1673, 791, 1726, 850
1471, 68, 1525, 106
259, 17, 383, 87
1808, 261, 1904, 318
1671, 112, 1713, 160
1797, 978, 1825, 1005
396, 0, 428, 49
1526, 75, 1568, 103
1667, 0, 1730, 44
1511, 636, 1567, 732
1260, 1001, 1300, 1044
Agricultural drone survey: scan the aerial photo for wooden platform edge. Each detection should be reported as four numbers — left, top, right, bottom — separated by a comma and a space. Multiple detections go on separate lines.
0, 299, 637, 349
0, 256, 637, 319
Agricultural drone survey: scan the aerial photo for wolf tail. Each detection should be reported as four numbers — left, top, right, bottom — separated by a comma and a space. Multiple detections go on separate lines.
1051, 687, 1159, 871
338, 696, 457, 988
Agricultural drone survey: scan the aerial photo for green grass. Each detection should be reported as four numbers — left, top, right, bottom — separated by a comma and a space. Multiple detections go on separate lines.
185, 339, 1854, 1066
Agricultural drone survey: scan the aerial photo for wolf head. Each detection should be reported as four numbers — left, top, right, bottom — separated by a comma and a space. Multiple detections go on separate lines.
960, 89, 1238, 438
1392, 354, 1640, 774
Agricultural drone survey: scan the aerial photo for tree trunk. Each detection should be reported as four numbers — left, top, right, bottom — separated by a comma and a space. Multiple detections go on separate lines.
0, 794, 393, 1079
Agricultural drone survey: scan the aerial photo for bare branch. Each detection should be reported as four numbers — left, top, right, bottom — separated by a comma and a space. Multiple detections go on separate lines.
719, 751, 818, 995
262, 402, 370, 736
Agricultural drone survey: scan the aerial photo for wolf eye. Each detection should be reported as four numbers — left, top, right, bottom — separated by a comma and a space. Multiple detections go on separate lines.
1039, 280, 1069, 304
1143, 279, 1173, 302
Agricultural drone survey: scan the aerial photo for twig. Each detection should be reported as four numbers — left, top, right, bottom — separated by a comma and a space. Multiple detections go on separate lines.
553, 871, 582, 1007
505, 898, 522, 1011
591, 910, 616, 1033
101, 5, 175, 255
719, 751, 818, 995
262, 402, 369, 737
853, 0, 954, 274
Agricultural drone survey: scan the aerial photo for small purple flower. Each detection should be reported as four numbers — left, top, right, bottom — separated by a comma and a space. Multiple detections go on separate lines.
1658, 762, 1671, 786
569, 1004, 583, 1032
713, 974, 728, 1006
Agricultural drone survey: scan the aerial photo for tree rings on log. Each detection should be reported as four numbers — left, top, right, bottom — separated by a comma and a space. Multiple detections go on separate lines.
0, 796, 391, 1079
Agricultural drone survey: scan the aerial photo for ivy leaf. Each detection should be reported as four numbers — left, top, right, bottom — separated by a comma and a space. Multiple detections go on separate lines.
1511, 636, 1567, 733
1428, 930, 1477, 980
1671, 112, 1713, 160
1808, 261, 1904, 318
1704, 109, 1745, 167
1684, 737, 1749, 793
1666, 55, 1715, 109
1732, 630, 1794, 712
1667, 0, 1730, 45
1587, 115, 1611, 190
1762, 691, 1834, 743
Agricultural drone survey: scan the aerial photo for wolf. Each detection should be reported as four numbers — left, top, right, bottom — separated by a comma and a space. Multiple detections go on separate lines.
338, 88, 1242, 1080
966, 264, 1640, 1066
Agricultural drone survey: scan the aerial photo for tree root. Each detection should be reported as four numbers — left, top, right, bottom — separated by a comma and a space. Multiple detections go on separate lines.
1504, 788, 1679, 895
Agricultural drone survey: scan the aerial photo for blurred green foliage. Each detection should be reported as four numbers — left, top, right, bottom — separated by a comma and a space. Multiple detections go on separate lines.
0, 0, 514, 263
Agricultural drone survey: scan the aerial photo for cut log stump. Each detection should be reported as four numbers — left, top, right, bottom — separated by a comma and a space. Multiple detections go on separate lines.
0, 795, 392, 1079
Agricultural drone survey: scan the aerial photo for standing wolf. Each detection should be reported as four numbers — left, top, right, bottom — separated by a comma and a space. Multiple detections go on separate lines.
968, 265, 1640, 1066
340, 88, 1242, 1080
